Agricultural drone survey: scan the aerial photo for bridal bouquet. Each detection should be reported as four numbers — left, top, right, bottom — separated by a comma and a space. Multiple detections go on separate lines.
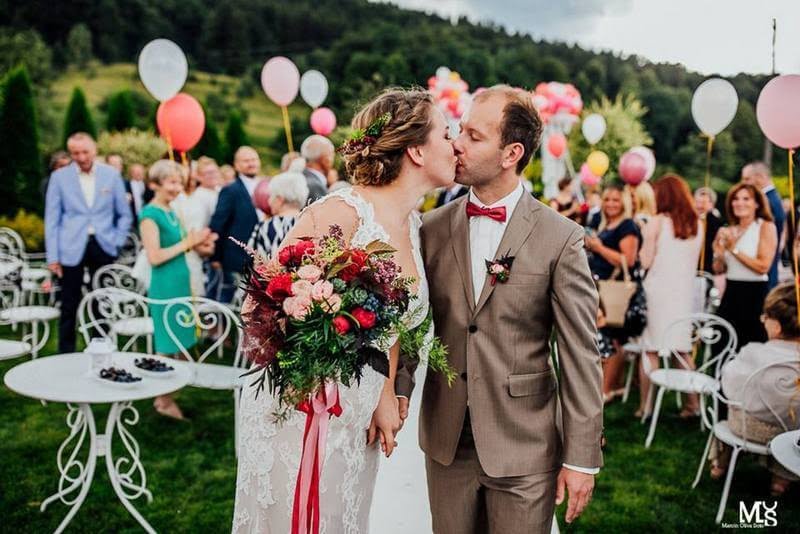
234, 225, 452, 412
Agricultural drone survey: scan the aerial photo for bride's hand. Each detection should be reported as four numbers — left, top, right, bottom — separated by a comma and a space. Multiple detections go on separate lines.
367, 387, 401, 457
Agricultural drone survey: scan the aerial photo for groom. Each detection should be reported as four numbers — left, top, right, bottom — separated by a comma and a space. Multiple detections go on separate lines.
397, 86, 603, 533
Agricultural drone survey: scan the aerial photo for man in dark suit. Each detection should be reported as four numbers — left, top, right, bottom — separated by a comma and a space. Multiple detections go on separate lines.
694, 187, 723, 273
209, 146, 261, 302
434, 183, 468, 208
742, 162, 785, 288
300, 135, 332, 204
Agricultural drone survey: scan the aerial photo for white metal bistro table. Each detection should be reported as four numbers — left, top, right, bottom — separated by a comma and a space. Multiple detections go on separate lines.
4, 352, 191, 533
769, 429, 800, 478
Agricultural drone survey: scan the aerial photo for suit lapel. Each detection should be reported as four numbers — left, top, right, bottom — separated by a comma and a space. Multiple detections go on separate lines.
449, 197, 475, 312
473, 193, 540, 317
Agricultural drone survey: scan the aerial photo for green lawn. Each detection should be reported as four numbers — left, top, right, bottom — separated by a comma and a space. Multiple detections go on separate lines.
1, 323, 798, 532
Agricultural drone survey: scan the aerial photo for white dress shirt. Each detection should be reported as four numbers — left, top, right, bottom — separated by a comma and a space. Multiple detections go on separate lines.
79, 166, 96, 234
468, 183, 600, 476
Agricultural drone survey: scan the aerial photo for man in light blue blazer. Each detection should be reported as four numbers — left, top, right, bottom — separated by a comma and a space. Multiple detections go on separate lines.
45, 132, 133, 352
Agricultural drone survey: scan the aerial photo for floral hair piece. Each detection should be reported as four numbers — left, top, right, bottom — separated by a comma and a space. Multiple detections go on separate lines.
337, 112, 392, 156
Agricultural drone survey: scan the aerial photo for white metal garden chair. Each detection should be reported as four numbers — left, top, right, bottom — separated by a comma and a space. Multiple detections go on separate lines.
116, 232, 143, 267
0, 227, 56, 306
620, 272, 721, 404
77, 287, 153, 353
90, 264, 154, 353
691, 358, 800, 523
643, 313, 737, 448
0, 270, 55, 359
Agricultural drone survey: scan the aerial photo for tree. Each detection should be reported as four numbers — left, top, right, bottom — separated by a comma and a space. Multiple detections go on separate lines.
0, 29, 53, 84
224, 110, 250, 164
66, 23, 93, 68
640, 86, 691, 163
0, 67, 42, 215
63, 87, 97, 146
539, 57, 569, 82
192, 108, 225, 163
105, 90, 135, 132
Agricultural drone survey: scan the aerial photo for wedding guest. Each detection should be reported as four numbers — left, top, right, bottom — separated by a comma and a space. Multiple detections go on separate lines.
280, 151, 301, 172
636, 175, 703, 418
247, 169, 308, 258
695, 187, 722, 273
45, 132, 133, 352
141, 160, 215, 419
741, 162, 784, 289
586, 186, 602, 230
40, 150, 71, 199
632, 182, 657, 227
549, 176, 580, 221
712, 183, 777, 348
300, 135, 334, 203
709, 283, 800, 495
220, 164, 236, 186
209, 146, 261, 302
585, 182, 640, 402
107, 153, 124, 173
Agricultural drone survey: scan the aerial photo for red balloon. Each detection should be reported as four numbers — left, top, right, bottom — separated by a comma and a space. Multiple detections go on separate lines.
156, 93, 205, 152
619, 151, 648, 185
547, 133, 567, 158
253, 179, 271, 216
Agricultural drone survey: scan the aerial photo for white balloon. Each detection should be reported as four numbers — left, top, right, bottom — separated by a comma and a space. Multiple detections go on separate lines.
436, 66, 451, 80
629, 146, 656, 181
300, 70, 328, 109
138, 39, 188, 102
581, 114, 606, 145
691, 78, 738, 136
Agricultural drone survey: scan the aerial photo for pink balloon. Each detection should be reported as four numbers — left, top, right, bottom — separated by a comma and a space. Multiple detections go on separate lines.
261, 57, 300, 107
547, 133, 567, 158
580, 163, 601, 186
756, 74, 800, 149
156, 93, 205, 152
619, 151, 648, 185
310, 107, 337, 136
253, 179, 271, 216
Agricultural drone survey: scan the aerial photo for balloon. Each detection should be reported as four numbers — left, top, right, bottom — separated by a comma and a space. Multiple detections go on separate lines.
310, 107, 337, 136
581, 114, 606, 145
156, 93, 205, 152
629, 146, 656, 181
580, 163, 601, 186
547, 133, 567, 158
436, 66, 451, 80
300, 70, 328, 108
254, 180, 271, 216
261, 57, 300, 107
619, 151, 648, 186
691, 78, 738, 136
586, 150, 609, 177
756, 75, 800, 149
138, 39, 188, 102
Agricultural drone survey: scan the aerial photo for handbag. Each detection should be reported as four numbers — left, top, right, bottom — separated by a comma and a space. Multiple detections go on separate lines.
131, 249, 151, 290
597, 256, 637, 328
623, 267, 648, 338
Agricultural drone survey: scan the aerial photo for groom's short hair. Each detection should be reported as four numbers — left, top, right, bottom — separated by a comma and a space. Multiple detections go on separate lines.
474, 85, 543, 173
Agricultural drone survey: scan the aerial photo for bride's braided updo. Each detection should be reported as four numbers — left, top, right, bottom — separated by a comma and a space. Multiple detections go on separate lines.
342, 88, 435, 186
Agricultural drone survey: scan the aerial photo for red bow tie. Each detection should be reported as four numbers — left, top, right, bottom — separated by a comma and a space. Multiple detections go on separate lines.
466, 201, 507, 223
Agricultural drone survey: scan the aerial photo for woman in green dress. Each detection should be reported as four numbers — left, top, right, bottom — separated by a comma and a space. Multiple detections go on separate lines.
140, 159, 216, 418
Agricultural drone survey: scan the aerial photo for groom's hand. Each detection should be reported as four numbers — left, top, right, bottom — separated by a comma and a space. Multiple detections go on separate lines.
555, 467, 594, 524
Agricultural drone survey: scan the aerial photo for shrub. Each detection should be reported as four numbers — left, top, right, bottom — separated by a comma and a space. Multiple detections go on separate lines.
97, 128, 168, 166
0, 210, 45, 251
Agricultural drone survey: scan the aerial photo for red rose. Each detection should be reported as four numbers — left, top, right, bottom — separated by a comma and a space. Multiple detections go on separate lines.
332, 315, 351, 335
351, 307, 377, 329
266, 273, 294, 301
294, 239, 315, 259
338, 250, 369, 282
277, 246, 295, 266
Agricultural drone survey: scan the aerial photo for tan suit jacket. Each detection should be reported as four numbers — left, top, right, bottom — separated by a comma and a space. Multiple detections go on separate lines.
397, 192, 603, 477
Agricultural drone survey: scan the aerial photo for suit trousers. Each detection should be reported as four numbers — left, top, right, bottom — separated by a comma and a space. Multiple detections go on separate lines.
58, 237, 115, 353
426, 411, 558, 534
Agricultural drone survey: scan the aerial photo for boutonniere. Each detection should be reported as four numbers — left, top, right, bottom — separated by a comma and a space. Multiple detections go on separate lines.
485, 251, 515, 286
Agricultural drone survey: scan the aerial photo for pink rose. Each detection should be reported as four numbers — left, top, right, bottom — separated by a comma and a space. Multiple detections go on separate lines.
297, 265, 323, 283
283, 295, 312, 320
490, 264, 504, 274
311, 280, 334, 302
291, 280, 313, 298
320, 294, 342, 313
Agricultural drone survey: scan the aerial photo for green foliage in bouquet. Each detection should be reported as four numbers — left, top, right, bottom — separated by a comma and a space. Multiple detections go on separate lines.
398, 310, 456, 386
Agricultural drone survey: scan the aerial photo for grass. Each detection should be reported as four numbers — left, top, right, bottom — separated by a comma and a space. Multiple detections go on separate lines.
1, 323, 798, 532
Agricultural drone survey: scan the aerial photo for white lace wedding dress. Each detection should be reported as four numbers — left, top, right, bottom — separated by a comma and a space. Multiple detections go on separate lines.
232, 189, 430, 534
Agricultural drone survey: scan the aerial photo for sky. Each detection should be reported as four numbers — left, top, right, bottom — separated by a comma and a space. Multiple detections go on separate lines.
374, 0, 800, 76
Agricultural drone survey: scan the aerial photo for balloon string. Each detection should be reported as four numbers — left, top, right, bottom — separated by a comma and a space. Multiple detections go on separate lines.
698, 135, 715, 272
282, 106, 294, 152
789, 148, 799, 326
181, 151, 188, 167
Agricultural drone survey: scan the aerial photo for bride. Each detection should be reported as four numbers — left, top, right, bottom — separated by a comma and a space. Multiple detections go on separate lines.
232, 88, 457, 533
